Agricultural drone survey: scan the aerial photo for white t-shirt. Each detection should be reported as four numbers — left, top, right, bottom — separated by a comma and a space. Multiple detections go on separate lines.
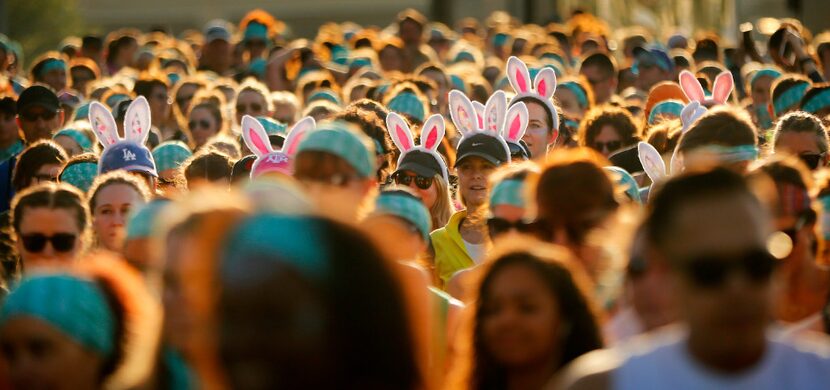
463, 239, 486, 264
613, 327, 830, 390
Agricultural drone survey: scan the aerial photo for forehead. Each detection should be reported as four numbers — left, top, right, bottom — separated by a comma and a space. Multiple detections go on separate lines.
18, 207, 79, 233
775, 131, 821, 152
525, 101, 548, 122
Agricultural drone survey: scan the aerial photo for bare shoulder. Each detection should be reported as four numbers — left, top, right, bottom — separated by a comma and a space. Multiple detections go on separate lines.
548, 348, 624, 390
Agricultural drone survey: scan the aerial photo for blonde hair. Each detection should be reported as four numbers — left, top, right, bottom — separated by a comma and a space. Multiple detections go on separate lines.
430, 174, 455, 229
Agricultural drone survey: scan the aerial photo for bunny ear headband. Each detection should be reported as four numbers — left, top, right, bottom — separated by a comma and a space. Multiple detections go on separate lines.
449, 89, 512, 164
386, 111, 449, 183
506, 56, 559, 131
678, 70, 734, 107
241, 114, 315, 178
89, 96, 152, 149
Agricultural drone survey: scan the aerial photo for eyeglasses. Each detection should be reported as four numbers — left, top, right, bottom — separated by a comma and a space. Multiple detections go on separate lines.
678, 248, 779, 288
19, 110, 58, 122
296, 173, 362, 187
487, 217, 533, 238
799, 153, 825, 170
20, 233, 77, 253
236, 103, 263, 113
188, 119, 212, 130
392, 172, 433, 190
592, 140, 622, 153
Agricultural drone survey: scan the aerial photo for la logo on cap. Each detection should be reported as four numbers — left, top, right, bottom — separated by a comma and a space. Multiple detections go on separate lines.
123, 148, 137, 162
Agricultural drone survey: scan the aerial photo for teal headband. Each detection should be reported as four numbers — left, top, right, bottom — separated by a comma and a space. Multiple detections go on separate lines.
648, 100, 684, 125
350, 57, 373, 70
387, 92, 426, 122
54, 128, 93, 152
59, 162, 98, 192
152, 141, 192, 172
489, 179, 526, 209
374, 191, 432, 241
74, 103, 91, 121
802, 89, 830, 114
604, 166, 642, 204
126, 199, 171, 239
773, 82, 809, 116
248, 58, 267, 78
492, 33, 509, 48
453, 51, 475, 63
296, 121, 376, 178
450, 74, 466, 94
0, 274, 115, 356
244, 22, 269, 42
559, 81, 588, 109
307, 89, 341, 106
39, 58, 66, 77
106, 93, 130, 108
750, 69, 782, 88
221, 214, 330, 280
256, 116, 287, 136
693, 144, 759, 163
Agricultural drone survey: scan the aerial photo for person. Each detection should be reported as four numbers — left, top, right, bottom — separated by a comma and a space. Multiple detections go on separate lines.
182, 150, 234, 189
748, 68, 782, 130
29, 53, 69, 93
448, 239, 603, 390
293, 120, 377, 224
396, 9, 435, 73
11, 140, 67, 193
152, 141, 192, 193
580, 52, 619, 105
578, 105, 640, 157
485, 162, 538, 241
632, 46, 675, 93
52, 126, 95, 157
133, 76, 173, 135
559, 168, 830, 390
234, 81, 271, 126
0, 253, 161, 389
87, 171, 152, 253
187, 100, 227, 150
771, 111, 829, 170
770, 74, 811, 120
675, 106, 759, 174
362, 187, 433, 264
199, 20, 234, 76
506, 56, 560, 160
58, 152, 99, 193
0, 96, 22, 163
9, 182, 90, 270
555, 77, 594, 121
123, 198, 170, 276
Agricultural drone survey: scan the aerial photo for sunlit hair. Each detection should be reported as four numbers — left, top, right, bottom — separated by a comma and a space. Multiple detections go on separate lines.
430, 173, 455, 229
577, 104, 640, 149
236, 78, 274, 113
11, 182, 92, 250
87, 170, 152, 212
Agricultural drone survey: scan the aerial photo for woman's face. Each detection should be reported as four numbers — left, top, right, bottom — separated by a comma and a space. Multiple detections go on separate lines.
523, 101, 554, 160
457, 157, 496, 209
188, 107, 220, 149
396, 170, 439, 209
379, 47, 404, 72
235, 91, 268, 124
0, 317, 104, 390
54, 135, 82, 157
15, 207, 83, 270
591, 125, 624, 157
32, 164, 62, 187
481, 263, 561, 368
93, 184, 145, 252
175, 84, 199, 116
751, 76, 774, 106
42, 68, 67, 93
554, 88, 584, 119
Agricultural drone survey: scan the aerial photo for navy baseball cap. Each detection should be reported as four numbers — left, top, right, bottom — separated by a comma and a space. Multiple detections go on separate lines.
632, 45, 674, 75
99, 143, 158, 177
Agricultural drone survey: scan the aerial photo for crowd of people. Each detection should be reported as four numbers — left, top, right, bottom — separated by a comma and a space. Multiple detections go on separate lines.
0, 6, 830, 389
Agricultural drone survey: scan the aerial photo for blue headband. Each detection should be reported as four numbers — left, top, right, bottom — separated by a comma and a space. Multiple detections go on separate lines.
647, 100, 684, 125
750, 69, 782, 88
374, 191, 432, 241
0, 274, 116, 356
773, 82, 809, 116
489, 178, 526, 209
39, 58, 66, 77
559, 81, 588, 109
59, 162, 98, 192
54, 128, 93, 152
802, 89, 830, 114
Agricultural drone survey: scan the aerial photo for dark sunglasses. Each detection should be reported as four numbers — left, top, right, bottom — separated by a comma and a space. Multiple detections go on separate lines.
21, 233, 77, 253
592, 140, 622, 153
487, 217, 533, 238
188, 119, 212, 130
393, 172, 433, 190
679, 248, 779, 288
296, 173, 362, 187
799, 153, 825, 170
19, 110, 58, 122
236, 103, 263, 113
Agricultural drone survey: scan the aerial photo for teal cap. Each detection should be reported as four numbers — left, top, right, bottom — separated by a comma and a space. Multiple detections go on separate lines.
54, 128, 93, 152
647, 100, 684, 125
59, 162, 98, 192
74, 102, 91, 121
605, 166, 642, 204
296, 121, 376, 178
307, 89, 342, 106
489, 178, 527, 209
152, 141, 192, 172
387, 92, 426, 122
0, 274, 115, 356
244, 22, 269, 42
374, 190, 432, 241
255, 116, 287, 136
126, 198, 172, 240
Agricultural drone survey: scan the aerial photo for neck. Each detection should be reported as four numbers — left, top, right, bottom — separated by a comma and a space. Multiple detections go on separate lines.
686, 329, 766, 374
505, 357, 558, 390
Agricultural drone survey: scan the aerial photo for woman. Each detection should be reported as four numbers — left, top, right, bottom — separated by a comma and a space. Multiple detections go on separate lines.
152, 141, 192, 193
448, 239, 602, 390
29, 52, 69, 93
771, 111, 829, 170
486, 162, 539, 241
183, 150, 235, 190
12, 140, 68, 193
0, 253, 160, 389
53, 126, 95, 157
577, 105, 640, 158
555, 77, 594, 121
88, 171, 151, 253
58, 152, 99, 193
293, 120, 378, 224
187, 101, 226, 150
507, 56, 561, 160
10, 182, 90, 270
234, 81, 272, 125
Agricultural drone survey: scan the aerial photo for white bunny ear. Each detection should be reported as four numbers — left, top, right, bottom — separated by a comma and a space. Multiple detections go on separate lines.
507, 56, 532, 94
503, 102, 529, 143
533, 67, 557, 99
283, 116, 315, 157
483, 90, 507, 135
448, 90, 478, 136
679, 70, 706, 103
386, 112, 415, 153
88, 101, 119, 148
670, 149, 683, 175
638, 141, 667, 183
680, 101, 707, 133
124, 96, 151, 145
420, 114, 445, 151
711, 71, 734, 104
241, 115, 273, 157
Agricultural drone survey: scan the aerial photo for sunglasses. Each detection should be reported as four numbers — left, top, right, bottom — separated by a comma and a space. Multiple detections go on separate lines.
487, 217, 533, 238
592, 140, 622, 153
393, 172, 433, 190
679, 248, 779, 288
19, 110, 58, 122
236, 103, 263, 113
799, 153, 825, 170
296, 173, 362, 188
21, 233, 77, 253
188, 119, 212, 130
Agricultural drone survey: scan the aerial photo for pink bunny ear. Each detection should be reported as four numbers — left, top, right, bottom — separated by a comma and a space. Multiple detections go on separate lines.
503, 102, 529, 143
420, 114, 446, 151
711, 71, 734, 104
241, 115, 272, 157
283, 116, 315, 156
679, 70, 706, 103
507, 56, 531, 94
472, 101, 485, 129
386, 112, 414, 153
483, 90, 507, 135
124, 96, 151, 145
533, 67, 557, 99
88, 101, 119, 148
448, 90, 477, 136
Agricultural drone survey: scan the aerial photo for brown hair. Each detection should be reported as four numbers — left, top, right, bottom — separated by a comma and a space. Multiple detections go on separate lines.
645, 118, 683, 155
11, 182, 91, 241
12, 140, 68, 192
577, 105, 640, 149
677, 106, 757, 153
772, 111, 829, 153
87, 170, 152, 212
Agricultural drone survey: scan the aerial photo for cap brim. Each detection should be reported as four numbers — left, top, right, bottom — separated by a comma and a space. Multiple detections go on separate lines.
455, 151, 503, 167
396, 160, 440, 178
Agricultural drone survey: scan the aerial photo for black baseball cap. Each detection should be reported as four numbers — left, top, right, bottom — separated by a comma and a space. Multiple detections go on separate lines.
507, 139, 531, 160
395, 150, 443, 178
231, 155, 257, 182
608, 144, 643, 174
455, 133, 509, 167
17, 85, 60, 114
